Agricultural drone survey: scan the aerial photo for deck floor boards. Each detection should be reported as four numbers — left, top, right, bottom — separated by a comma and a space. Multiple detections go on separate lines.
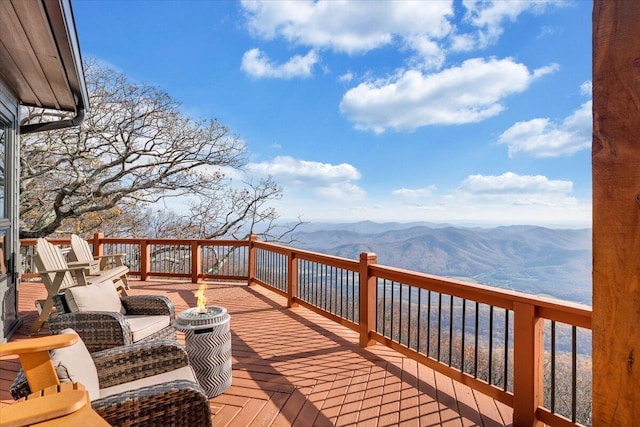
0, 279, 513, 426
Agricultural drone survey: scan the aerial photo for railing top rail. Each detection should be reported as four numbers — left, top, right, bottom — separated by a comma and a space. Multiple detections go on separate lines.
370, 263, 592, 329
98, 237, 249, 246
253, 240, 359, 271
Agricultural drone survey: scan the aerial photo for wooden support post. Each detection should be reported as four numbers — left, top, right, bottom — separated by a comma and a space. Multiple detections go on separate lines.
512, 302, 543, 427
287, 250, 298, 308
191, 240, 201, 284
92, 232, 104, 257
359, 252, 377, 347
140, 240, 150, 281
592, 1, 640, 424
247, 234, 257, 286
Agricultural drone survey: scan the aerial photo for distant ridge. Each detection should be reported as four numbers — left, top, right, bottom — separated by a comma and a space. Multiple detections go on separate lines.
290, 222, 592, 305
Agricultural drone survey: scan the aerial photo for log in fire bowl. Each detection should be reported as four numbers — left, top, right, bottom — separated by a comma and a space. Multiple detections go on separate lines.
175, 306, 232, 398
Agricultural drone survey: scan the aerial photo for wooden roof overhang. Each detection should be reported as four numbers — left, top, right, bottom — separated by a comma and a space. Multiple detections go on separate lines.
0, 0, 89, 132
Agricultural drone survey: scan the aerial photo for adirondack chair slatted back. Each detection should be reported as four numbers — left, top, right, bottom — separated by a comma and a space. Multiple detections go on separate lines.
70, 234, 94, 264
35, 238, 76, 291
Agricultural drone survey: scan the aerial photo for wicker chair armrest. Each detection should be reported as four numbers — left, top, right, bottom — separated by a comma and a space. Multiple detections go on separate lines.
48, 312, 132, 353
121, 295, 175, 317
92, 340, 189, 388
92, 379, 212, 427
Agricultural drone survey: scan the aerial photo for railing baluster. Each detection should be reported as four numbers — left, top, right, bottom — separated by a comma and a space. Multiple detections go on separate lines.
461, 299, 466, 373
437, 292, 442, 362
417, 289, 422, 353
391, 282, 395, 341
489, 305, 494, 384
474, 301, 479, 378
449, 295, 454, 366
551, 320, 556, 413
426, 290, 431, 358
572, 325, 577, 423
351, 270, 355, 323
383, 279, 387, 337
399, 283, 403, 344
407, 285, 412, 349
504, 308, 509, 391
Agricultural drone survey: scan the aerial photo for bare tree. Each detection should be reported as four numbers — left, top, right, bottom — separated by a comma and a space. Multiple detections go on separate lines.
19, 60, 296, 239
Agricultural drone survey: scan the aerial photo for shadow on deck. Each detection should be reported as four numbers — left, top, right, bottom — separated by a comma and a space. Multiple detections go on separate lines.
0, 279, 513, 426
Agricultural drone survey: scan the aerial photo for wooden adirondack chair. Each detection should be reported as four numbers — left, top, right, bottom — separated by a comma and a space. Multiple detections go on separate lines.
30, 238, 129, 335
0, 333, 110, 426
69, 234, 129, 285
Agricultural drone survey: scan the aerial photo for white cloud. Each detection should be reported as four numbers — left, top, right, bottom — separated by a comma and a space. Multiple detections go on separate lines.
580, 80, 592, 96
498, 100, 592, 157
339, 71, 354, 83
462, 0, 557, 49
316, 182, 366, 200
404, 35, 446, 70
247, 156, 365, 201
446, 172, 579, 209
391, 186, 437, 200
532, 63, 559, 79
241, 48, 318, 79
340, 57, 556, 133
241, 0, 453, 54
460, 172, 572, 195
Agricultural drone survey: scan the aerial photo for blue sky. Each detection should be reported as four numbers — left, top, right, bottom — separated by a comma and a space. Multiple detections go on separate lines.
73, 0, 592, 228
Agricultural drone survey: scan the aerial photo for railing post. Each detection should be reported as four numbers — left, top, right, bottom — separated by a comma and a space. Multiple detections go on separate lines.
140, 240, 150, 281
513, 302, 544, 426
247, 234, 257, 286
191, 240, 201, 284
93, 232, 104, 257
359, 252, 377, 347
287, 250, 298, 308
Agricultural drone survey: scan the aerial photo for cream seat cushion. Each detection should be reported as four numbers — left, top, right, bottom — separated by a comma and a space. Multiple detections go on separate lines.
126, 315, 172, 341
50, 328, 100, 401
64, 280, 125, 314
99, 366, 197, 400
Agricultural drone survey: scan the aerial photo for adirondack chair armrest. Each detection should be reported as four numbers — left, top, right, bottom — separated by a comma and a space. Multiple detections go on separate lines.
93, 253, 125, 259
0, 333, 77, 357
67, 261, 93, 269
94, 253, 125, 268
38, 265, 90, 274
48, 313, 133, 353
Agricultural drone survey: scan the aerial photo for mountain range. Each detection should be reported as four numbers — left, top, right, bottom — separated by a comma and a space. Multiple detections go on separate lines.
289, 221, 592, 305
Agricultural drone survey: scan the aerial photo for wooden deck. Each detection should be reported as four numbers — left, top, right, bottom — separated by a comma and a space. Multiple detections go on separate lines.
1, 279, 513, 426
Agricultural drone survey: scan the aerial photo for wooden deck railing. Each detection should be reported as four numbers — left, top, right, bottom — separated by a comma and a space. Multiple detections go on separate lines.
20, 234, 592, 426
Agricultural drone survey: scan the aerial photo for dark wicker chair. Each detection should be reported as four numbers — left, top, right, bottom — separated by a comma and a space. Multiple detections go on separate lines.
11, 338, 212, 427
49, 293, 177, 353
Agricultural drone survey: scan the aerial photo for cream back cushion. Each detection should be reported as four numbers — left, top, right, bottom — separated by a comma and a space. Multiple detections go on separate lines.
65, 280, 125, 314
50, 329, 100, 401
